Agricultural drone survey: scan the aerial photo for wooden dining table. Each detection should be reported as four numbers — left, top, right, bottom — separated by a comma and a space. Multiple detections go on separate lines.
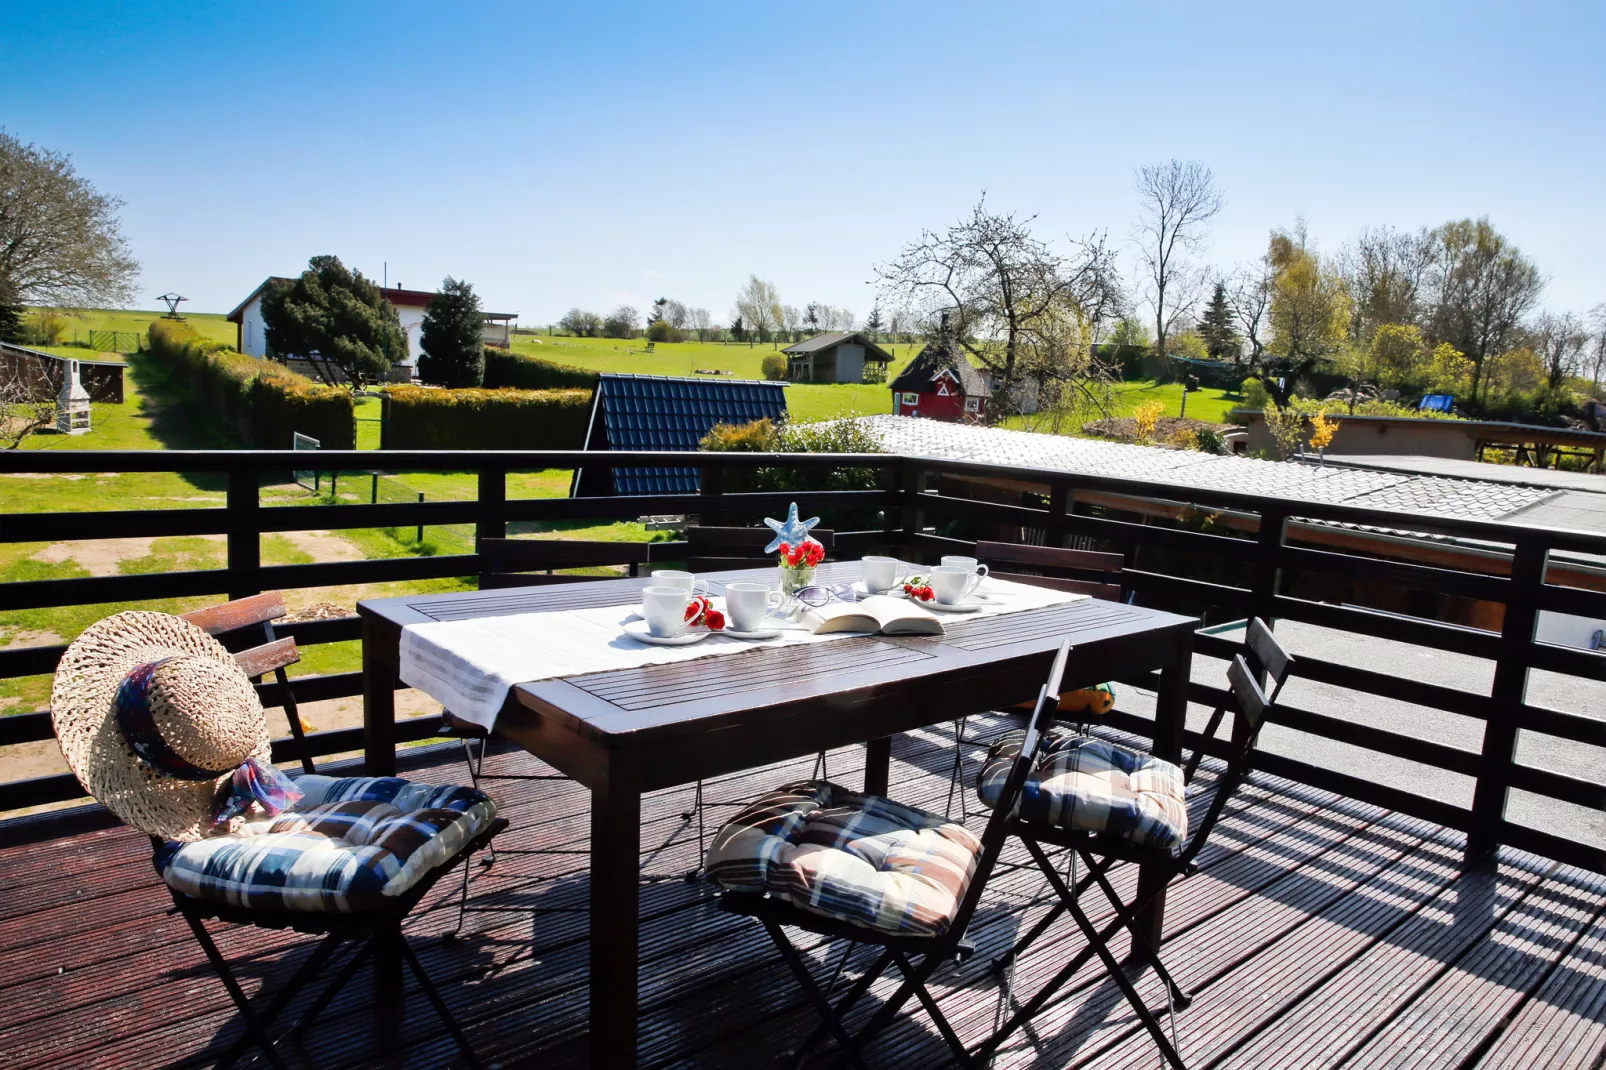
358, 560, 1198, 1068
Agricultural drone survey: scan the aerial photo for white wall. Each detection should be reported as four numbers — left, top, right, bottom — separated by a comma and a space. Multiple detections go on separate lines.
395, 306, 425, 368
1536, 610, 1604, 651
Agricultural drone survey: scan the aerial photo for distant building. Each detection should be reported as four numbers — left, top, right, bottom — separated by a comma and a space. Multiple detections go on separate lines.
226, 277, 518, 382
781, 332, 894, 384
571, 373, 789, 496
888, 337, 991, 421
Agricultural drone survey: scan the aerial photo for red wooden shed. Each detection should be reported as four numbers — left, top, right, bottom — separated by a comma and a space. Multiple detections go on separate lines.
888, 336, 991, 421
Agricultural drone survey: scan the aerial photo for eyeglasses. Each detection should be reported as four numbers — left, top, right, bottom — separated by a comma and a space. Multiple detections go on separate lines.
792, 583, 859, 607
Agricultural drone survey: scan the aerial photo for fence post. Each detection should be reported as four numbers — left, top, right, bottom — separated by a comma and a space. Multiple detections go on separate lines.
1047, 480, 1070, 549
699, 459, 724, 526
225, 465, 260, 601
476, 467, 507, 588
416, 492, 424, 545
1251, 506, 1287, 626
371, 472, 378, 505
896, 460, 922, 555
1466, 537, 1546, 865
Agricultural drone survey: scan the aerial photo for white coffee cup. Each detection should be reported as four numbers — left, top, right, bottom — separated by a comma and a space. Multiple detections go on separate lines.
862, 556, 907, 594
724, 582, 781, 632
651, 570, 709, 598
642, 585, 695, 637
931, 565, 983, 606
941, 556, 990, 583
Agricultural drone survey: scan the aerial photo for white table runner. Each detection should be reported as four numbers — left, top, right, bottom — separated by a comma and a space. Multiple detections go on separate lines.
399, 579, 1086, 729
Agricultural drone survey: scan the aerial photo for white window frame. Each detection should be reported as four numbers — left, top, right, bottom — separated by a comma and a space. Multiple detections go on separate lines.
963, 397, 980, 413
901, 392, 919, 405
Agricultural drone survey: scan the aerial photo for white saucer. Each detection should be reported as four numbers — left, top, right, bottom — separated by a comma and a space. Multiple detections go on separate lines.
622, 620, 710, 645
721, 627, 783, 640
852, 581, 908, 598
925, 599, 983, 614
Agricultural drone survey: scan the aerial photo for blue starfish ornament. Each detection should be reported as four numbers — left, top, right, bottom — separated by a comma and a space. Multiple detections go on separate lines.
763, 502, 820, 554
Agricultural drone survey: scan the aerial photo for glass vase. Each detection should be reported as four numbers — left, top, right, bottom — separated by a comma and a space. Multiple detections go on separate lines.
779, 566, 816, 598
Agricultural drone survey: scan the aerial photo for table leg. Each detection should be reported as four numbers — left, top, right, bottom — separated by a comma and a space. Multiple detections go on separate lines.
361, 613, 397, 778
591, 759, 643, 1068
1134, 630, 1193, 954
864, 736, 892, 796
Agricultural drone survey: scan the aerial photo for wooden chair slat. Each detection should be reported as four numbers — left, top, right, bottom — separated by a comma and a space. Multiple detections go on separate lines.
180, 592, 288, 636
989, 571, 1122, 601
1246, 617, 1293, 690
974, 541, 1123, 574
233, 637, 300, 679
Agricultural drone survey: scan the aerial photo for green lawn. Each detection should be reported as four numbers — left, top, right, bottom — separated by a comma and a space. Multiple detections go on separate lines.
25, 306, 237, 349
1109, 379, 1243, 424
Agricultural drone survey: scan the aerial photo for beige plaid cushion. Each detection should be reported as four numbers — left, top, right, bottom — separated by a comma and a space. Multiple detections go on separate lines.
706, 780, 981, 936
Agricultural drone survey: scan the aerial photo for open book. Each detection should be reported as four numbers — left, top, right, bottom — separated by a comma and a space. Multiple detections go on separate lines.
801, 595, 944, 636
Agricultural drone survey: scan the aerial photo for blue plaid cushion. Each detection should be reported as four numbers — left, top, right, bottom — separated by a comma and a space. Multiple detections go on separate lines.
705, 780, 981, 936
159, 775, 497, 913
978, 730, 1188, 851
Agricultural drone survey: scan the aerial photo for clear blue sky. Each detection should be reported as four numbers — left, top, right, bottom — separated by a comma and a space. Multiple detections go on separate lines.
3, 1, 1602, 323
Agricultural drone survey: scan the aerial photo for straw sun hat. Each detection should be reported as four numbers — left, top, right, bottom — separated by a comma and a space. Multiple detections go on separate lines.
51, 611, 302, 842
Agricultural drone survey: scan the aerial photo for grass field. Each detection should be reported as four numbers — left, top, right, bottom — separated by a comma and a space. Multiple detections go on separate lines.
511, 334, 917, 423
1111, 379, 1243, 424
25, 307, 237, 348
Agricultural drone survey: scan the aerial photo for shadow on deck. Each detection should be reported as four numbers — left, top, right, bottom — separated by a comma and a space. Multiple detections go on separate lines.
1, 723, 1604, 1069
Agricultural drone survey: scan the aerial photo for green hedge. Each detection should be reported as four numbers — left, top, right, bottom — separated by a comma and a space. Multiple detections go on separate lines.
146, 321, 355, 448
381, 386, 593, 450
481, 347, 599, 391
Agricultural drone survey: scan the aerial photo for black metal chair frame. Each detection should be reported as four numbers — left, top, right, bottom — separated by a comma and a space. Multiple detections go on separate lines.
157, 817, 507, 1070
715, 639, 1074, 1070
977, 621, 1294, 1068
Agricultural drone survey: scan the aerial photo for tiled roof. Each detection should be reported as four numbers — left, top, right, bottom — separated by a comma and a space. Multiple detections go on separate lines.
888, 339, 992, 397
781, 332, 893, 360
846, 414, 1571, 529
592, 374, 788, 495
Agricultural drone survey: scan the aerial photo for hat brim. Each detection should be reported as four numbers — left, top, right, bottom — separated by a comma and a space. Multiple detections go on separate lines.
51, 611, 272, 841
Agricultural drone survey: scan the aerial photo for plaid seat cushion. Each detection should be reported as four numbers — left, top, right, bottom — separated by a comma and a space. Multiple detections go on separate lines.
159, 775, 497, 913
705, 780, 981, 937
978, 729, 1188, 851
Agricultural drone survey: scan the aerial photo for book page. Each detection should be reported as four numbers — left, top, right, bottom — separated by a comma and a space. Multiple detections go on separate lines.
858, 595, 939, 631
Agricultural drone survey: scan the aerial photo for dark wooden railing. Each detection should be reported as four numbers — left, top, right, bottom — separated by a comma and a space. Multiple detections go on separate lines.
1, 448, 1603, 874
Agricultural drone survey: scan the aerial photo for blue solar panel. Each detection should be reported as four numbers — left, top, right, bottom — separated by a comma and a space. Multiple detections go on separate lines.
590, 374, 788, 495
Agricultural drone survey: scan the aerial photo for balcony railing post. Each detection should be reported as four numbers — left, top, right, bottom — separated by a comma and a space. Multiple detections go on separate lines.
1467, 536, 1546, 864
476, 466, 507, 589
225, 464, 260, 601
1251, 506, 1287, 627
1047, 481, 1070, 549
898, 461, 923, 556
699, 458, 725, 526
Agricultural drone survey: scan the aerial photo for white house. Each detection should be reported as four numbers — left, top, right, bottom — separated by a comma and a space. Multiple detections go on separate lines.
227, 278, 517, 382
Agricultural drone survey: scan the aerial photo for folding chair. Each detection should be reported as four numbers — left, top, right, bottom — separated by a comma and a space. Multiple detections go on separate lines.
975, 622, 1294, 1068
943, 542, 1125, 820
705, 639, 1073, 1069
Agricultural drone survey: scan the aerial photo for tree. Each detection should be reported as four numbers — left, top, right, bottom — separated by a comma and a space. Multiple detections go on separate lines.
665, 299, 689, 329
877, 196, 1122, 416
1228, 261, 1274, 362
1368, 323, 1432, 389
0, 281, 23, 343
602, 305, 640, 338
730, 314, 745, 343
1256, 225, 1351, 406
735, 275, 782, 342
1587, 303, 1606, 392
1533, 311, 1589, 389
1197, 281, 1240, 361
1132, 160, 1223, 360
0, 361, 61, 448
558, 307, 603, 337
418, 276, 485, 387
688, 306, 713, 341
649, 297, 669, 326
864, 304, 884, 341
1423, 218, 1544, 403
260, 254, 406, 387
780, 304, 801, 342
0, 131, 140, 308
1338, 225, 1435, 343
804, 303, 821, 333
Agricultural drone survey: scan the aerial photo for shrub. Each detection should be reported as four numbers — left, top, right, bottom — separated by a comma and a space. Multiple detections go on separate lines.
146, 320, 354, 448
1168, 427, 1200, 451
646, 319, 684, 343
27, 312, 68, 346
1194, 427, 1228, 454
1132, 400, 1165, 443
381, 386, 592, 450
1242, 377, 1271, 411
701, 417, 884, 502
482, 347, 598, 390
760, 353, 787, 381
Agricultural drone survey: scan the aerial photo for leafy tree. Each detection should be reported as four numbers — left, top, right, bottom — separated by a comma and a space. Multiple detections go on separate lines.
0, 131, 140, 308
558, 308, 603, 337
730, 314, 745, 343
735, 275, 782, 343
1533, 311, 1589, 389
418, 276, 485, 387
260, 255, 406, 387
1338, 225, 1435, 343
650, 297, 670, 326
1254, 225, 1351, 406
1170, 329, 1209, 360
1197, 281, 1240, 360
1424, 218, 1543, 403
602, 305, 640, 338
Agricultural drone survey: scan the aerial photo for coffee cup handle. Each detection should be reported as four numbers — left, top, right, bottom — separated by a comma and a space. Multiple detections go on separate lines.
893, 564, 909, 586
973, 564, 989, 581
692, 579, 709, 598
964, 572, 984, 598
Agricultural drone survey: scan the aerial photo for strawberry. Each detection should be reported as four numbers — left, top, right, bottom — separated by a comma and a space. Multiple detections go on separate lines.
705, 609, 725, 630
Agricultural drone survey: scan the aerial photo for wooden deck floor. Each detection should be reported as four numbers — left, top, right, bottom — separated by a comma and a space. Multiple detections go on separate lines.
2, 720, 1605, 1069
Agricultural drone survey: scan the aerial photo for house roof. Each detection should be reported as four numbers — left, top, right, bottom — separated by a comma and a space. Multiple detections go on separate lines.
579, 373, 789, 495
229, 278, 516, 322
843, 414, 1606, 540
781, 332, 894, 362
888, 338, 992, 397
